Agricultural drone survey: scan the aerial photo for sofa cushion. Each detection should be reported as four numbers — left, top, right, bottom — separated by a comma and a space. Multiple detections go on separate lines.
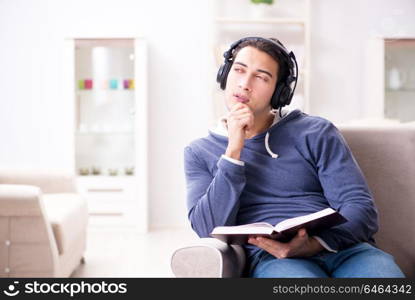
42, 194, 88, 255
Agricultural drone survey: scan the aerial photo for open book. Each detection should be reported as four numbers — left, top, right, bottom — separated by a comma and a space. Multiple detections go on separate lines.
210, 208, 347, 245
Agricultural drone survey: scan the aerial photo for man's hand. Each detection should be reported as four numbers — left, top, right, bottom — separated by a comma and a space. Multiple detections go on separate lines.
247, 229, 324, 259
225, 103, 254, 160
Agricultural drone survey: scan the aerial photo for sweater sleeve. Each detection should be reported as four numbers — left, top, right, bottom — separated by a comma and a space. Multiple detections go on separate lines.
184, 146, 246, 237
308, 121, 379, 251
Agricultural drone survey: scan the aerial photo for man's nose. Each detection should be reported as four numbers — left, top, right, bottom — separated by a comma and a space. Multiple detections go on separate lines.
238, 75, 252, 91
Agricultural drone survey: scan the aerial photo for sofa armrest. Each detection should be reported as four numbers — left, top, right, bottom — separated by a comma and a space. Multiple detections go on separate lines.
0, 184, 44, 216
171, 238, 245, 278
0, 169, 76, 194
0, 184, 59, 277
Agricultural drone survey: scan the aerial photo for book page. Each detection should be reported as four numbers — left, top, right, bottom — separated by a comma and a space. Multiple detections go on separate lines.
274, 208, 336, 232
211, 222, 275, 235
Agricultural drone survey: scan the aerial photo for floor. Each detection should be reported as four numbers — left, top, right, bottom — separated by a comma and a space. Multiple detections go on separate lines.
71, 216, 199, 277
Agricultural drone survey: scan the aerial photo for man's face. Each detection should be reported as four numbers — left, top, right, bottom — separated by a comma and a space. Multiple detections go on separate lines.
224, 46, 279, 115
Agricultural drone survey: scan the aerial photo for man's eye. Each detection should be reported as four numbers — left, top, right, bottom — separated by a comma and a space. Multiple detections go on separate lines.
256, 75, 267, 82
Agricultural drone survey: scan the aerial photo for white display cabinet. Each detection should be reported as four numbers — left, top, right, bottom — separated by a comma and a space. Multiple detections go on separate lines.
364, 37, 415, 123
209, 0, 311, 123
63, 38, 148, 232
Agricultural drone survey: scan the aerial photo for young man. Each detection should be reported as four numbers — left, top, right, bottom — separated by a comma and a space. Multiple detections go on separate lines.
184, 37, 404, 278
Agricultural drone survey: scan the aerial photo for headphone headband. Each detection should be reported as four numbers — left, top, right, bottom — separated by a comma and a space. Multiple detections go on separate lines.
216, 37, 298, 110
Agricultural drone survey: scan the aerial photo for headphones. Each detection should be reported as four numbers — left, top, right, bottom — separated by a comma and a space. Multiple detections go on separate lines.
216, 37, 298, 110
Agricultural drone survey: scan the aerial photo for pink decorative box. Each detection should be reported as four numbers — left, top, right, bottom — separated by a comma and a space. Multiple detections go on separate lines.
85, 79, 93, 89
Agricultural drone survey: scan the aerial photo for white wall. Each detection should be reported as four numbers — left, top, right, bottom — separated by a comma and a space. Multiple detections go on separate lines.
1, 0, 415, 229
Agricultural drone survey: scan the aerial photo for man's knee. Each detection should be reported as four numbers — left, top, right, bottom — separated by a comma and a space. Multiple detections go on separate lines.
333, 243, 405, 278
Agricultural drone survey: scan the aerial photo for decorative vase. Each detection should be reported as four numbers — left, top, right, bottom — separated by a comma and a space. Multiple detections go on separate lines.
388, 68, 405, 90
108, 168, 118, 176
79, 168, 90, 176
125, 167, 134, 176
92, 167, 101, 175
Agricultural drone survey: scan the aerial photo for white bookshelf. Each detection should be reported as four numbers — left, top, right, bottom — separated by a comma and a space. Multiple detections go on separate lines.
63, 37, 148, 232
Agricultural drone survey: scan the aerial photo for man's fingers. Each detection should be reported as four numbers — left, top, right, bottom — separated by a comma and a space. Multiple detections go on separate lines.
228, 112, 254, 130
249, 232, 313, 259
229, 104, 253, 116
286, 229, 308, 249
233, 113, 253, 121
256, 237, 282, 248
296, 228, 308, 239
229, 109, 253, 119
248, 237, 289, 258
247, 237, 257, 245
248, 236, 273, 247
230, 102, 250, 110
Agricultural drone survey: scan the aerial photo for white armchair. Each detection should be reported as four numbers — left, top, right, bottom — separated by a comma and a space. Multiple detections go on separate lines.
0, 169, 88, 277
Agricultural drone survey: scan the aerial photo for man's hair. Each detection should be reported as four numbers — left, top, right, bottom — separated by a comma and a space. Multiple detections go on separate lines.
232, 38, 289, 84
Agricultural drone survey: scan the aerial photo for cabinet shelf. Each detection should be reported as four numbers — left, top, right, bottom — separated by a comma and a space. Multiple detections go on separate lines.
76, 90, 134, 93
215, 17, 307, 25
386, 88, 415, 93
77, 175, 135, 179
75, 131, 134, 135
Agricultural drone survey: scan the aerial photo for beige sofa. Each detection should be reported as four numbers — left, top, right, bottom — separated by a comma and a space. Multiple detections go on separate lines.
0, 170, 88, 277
171, 124, 415, 278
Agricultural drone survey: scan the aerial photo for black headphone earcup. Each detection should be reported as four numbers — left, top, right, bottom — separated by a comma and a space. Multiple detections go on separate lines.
216, 64, 225, 86
272, 84, 291, 109
217, 61, 232, 90
271, 87, 280, 110
280, 86, 292, 106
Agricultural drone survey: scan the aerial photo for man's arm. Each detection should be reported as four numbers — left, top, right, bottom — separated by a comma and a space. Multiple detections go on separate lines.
185, 103, 254, 237
310, 121, 379, 251
185, 146, 246, 238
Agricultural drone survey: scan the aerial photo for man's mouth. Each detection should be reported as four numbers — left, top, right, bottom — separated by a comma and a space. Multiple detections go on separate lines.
234, 93, 249, 103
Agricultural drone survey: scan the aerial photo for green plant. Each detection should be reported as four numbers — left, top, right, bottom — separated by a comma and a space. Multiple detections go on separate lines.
251, 0, 273, 4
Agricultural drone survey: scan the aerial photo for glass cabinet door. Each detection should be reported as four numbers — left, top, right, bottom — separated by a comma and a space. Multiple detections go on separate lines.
384, 38, 415, 123
75, 39, 136, 176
